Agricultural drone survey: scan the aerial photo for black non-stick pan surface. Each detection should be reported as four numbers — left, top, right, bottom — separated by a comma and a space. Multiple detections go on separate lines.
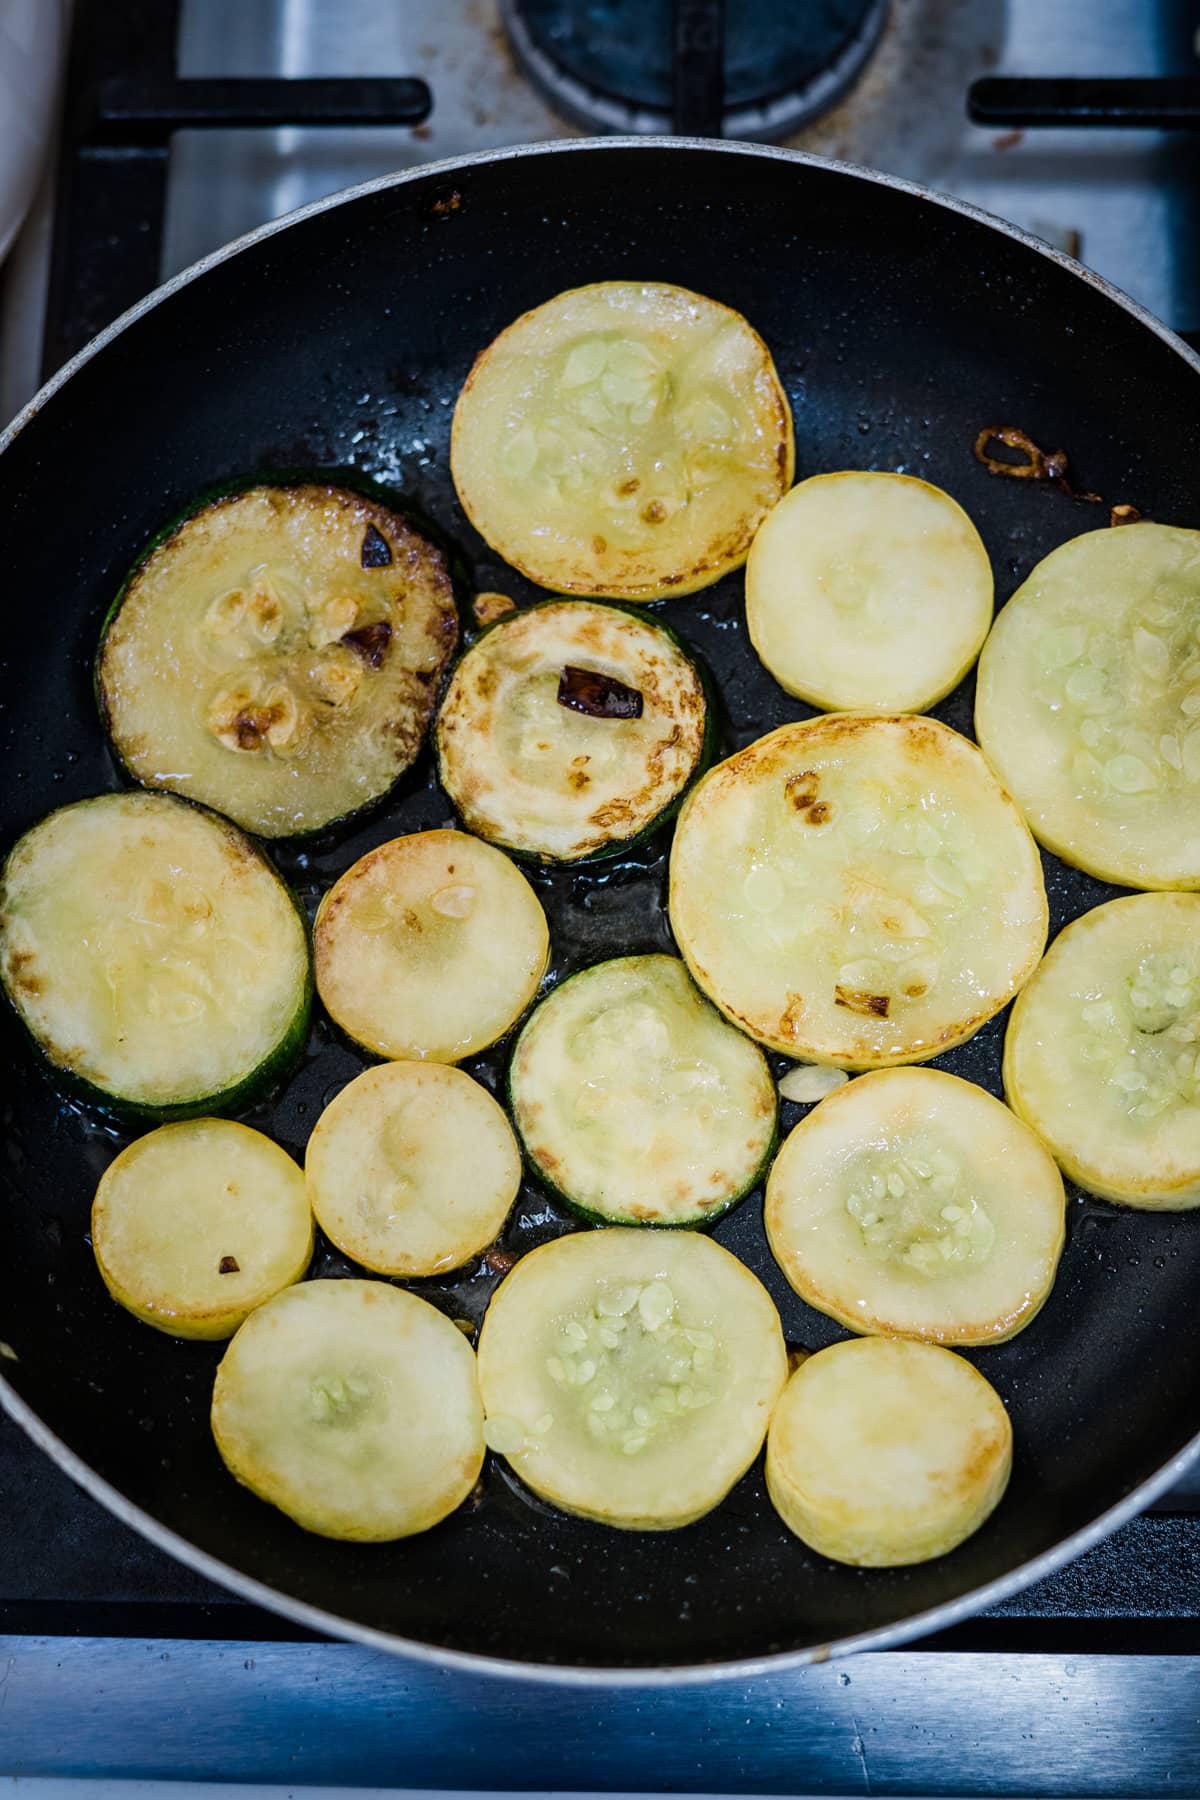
2, 140, 1199, 1680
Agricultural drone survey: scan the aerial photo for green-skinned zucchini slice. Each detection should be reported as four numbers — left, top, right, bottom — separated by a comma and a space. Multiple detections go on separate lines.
97, 483, 458, 839
211, 1278, 485, 1542
435, 601, 711, 862
0, 792, 310, 1118
1004, 892, 1200, 1208
92, 1120, 313, 1340
450, 281, 794, 601
313, 828, 550, 1063
764, 1068, 1065, 1344
476, 1228, 787, 1530
766, 1336, 1012, 1566
976, 522, 1200, 889
668, 714, 1048, 1067
510, 954, 776, 1226
305, 1061, 522, 1277
745, 472, 993, 713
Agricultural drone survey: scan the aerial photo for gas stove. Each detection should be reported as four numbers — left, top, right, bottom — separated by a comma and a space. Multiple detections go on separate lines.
2, 2, 1200, 1791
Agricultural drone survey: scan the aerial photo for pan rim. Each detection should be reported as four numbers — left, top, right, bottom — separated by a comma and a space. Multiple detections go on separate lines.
3, 133, 1200, 1685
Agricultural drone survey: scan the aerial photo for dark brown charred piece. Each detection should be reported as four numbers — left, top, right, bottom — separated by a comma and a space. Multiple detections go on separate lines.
834, 986, 890, 1018
973, 425, 1102, 503
482, 1246, 516, 1275
473, 591, 517, 628
360, 523, 392, 568
557, 665, 644, 720
1110, 503, 1143, 527
218, 1255, 240, 1275
341, 622, 392, 667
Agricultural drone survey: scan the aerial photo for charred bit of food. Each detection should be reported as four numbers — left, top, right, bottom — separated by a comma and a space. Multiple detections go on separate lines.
473, 591, 518, 628
974, 425, 1141, 525
557, 665, 644, 720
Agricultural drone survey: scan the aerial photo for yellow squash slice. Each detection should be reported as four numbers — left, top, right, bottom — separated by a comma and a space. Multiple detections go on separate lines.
976, 522, 1200, 888
668, 714, 1048, 1066
313, 829, 550, 1063
450, 281, 794, 601
1005, 892, 1200, 1207
476, 1228, 787, 1530
765, 1068, 1065, 1344
766, 1336, 1012, 1566
211, 1278, 485, 1541
745, 471, 993, 712
305, 1061, 521, 1277
92, 1119, 313, 1340
98, 483, 458, 838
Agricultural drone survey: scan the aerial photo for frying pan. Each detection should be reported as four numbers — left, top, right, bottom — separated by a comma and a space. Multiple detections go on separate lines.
2, 139, 1199, 1683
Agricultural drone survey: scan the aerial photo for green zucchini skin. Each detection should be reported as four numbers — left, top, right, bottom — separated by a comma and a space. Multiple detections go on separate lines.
436, 600, 719, 868
507, 955, 779, 1228
0, 793, 313, 1125
95, 470, 467, 846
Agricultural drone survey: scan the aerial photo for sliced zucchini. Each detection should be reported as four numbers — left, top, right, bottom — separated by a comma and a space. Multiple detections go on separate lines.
0, 792, 310, 1119
211, 1278, 484, 1542
509, 954, 776, 1226
97, 483, 459, 839
668, 714, 1047, 1067
92, 1119, 313, 1340
450, 281, 794, 601
765, 1336, 1012, 1566
476, 1228, 786, 1530
1004, 892, 1200, 1208
976, 522, 1200, 889
745, 472, 993, 713
305, 1061, 521, 1277
313, 828, 550, 1062
764, 1068, 1065, 1345
435, 601, 712, 862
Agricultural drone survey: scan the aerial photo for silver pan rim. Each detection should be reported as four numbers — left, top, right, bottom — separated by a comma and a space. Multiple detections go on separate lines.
4, 133, 1199, 1686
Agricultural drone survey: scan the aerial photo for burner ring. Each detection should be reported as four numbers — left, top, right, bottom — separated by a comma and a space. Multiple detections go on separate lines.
501, 0, 890, 141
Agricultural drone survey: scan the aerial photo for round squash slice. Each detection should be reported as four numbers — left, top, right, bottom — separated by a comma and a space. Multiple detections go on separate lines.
313, 829, 550, 1063
92, 1120, 313, 1339
435, 600, 712, 862
1005, 892, 1200, 1207
0, 791, 310, 1119
305, 1061, 521, 1277
97, 483, 459, 838
976, 522, 1200, 888
450, 281, 794, 601
668, 714, 1048, 1067
764, 1068, 1065, 1344
476, 1228, 787, 1529
745, 471, 993, 713
765, 1336, 1012, 1566
211, 1278, 485, 1541
509, 954, 776, 1226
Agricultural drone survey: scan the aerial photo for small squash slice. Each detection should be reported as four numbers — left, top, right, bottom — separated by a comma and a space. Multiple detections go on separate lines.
509, 954, 776, 1226
92, 1120, 313, 1340
305, 1061, 521, 1277
435, 600, 712, 862
0, 792, 310, 1119
764, 1068, 1065, 1345
450, 281, 794, 601
211, 1278, 485, 1542
765, 1336, 1012, 1566
745, 471, 993, 713
1005, 892, 1200, 1208
975, 522, 1200, 889
476, 1228, 787, 1530
313, 828, 549, 1063
668, 714, 1047, 1067
97, 483, 459, 839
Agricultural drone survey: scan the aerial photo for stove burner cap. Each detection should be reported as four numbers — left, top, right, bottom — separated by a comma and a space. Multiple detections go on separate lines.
502, 0, 889, 140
